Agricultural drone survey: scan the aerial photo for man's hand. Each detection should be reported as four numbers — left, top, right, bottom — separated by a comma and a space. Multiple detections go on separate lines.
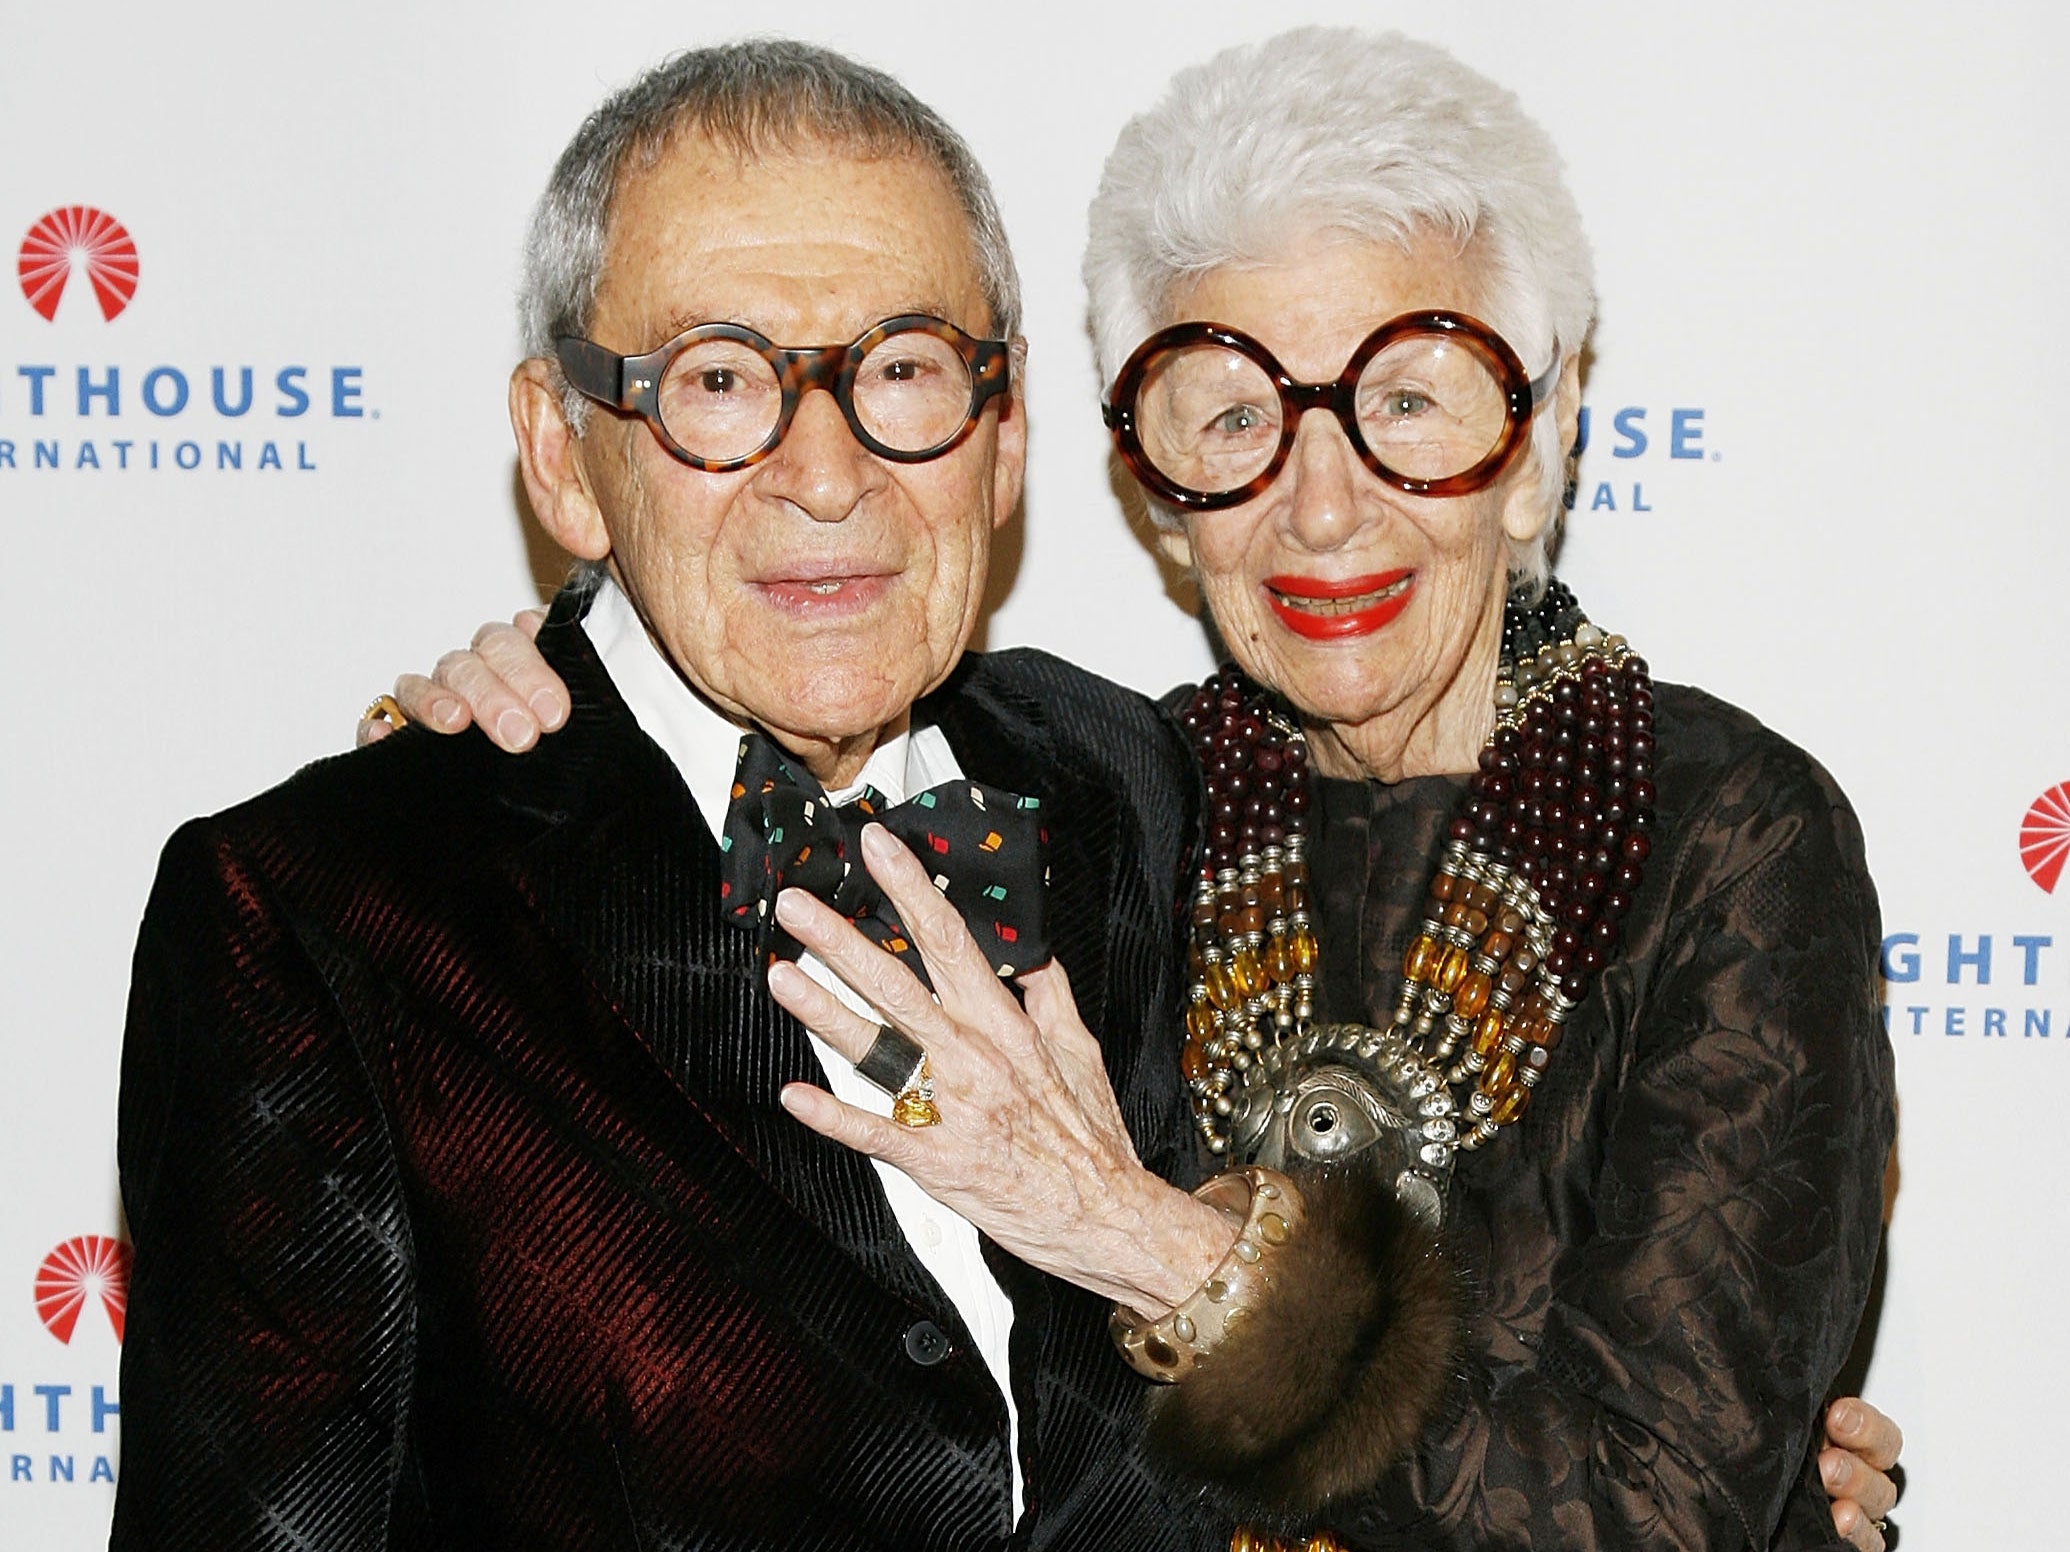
355, 609, 567, 751
767, 822, 1237, 1315
1821, 1396, 1902, 1551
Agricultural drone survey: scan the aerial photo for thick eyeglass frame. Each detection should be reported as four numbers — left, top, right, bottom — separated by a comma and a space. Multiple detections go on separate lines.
1102, 309, 1561, 511
555, 314, 1012, 471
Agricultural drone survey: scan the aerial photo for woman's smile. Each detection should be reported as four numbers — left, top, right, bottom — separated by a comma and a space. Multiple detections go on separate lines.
1262, 569, 1416, 637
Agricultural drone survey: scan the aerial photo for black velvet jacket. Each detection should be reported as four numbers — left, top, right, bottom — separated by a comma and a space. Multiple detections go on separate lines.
113, 594, 1215, 1552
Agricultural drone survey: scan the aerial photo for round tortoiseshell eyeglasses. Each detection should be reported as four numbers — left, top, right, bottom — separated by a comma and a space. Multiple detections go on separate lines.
1103, 310, 1560, 511
557, 314, 1012, 471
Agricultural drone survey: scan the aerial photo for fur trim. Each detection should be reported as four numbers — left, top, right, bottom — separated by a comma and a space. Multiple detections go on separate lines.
1143, 1165, 1464, 1527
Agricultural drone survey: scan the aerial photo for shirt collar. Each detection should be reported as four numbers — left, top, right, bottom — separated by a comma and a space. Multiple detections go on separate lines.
584, 576, 960, 836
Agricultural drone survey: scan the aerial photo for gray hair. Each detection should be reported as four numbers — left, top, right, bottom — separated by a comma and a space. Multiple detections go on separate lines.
1083, 27, 1595, 584
523, 38, 1021, 428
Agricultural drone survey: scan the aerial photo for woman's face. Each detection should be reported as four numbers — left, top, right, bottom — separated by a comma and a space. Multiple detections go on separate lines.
1153, 228, 1563, 779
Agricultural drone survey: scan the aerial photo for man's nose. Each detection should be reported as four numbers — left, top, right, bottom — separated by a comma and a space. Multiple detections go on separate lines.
1279, 409, 1366, 551
755, 385, 876, 521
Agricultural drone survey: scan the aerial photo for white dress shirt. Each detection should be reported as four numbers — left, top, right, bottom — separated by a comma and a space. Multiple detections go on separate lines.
583, 578, 1024, 1519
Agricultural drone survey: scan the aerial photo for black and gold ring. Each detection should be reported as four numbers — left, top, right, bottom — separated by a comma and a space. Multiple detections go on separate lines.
856, 1023, 927, 1097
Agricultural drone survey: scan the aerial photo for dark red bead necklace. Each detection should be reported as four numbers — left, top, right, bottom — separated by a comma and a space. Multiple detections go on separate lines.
1177, 580, 1656, 1155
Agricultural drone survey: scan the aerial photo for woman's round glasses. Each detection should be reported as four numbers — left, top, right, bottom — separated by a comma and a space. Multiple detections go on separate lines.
556, 314, 1011, 471
1103, 310, 1559, 510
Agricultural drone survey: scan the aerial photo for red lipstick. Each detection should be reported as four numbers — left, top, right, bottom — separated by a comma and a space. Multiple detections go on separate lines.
1262, 569, 1416, 639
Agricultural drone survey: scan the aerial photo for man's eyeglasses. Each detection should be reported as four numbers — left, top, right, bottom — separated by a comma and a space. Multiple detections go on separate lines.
1102, 310, 1560, 511
556, 314, 1012, 471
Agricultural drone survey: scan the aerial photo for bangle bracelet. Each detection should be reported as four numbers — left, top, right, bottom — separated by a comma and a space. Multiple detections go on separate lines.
1109, 1165, 1304, 1383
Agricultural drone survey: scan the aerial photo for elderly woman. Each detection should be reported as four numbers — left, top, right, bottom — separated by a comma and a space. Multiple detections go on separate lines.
377, 29, 1900, 1550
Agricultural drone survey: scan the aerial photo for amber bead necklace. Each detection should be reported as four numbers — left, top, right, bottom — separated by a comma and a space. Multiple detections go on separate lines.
1177, 579, 1655, 1155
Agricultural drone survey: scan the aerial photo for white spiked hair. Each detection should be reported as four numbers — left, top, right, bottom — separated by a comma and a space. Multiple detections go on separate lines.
1083, 27, 1595, 584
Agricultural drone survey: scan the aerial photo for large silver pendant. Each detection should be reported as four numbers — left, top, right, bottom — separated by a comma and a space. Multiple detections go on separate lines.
1226, 1023, 1458, 1227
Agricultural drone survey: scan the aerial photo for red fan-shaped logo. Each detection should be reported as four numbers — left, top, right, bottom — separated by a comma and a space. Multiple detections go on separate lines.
34, 1234, 132, 1344
2020, 782, 2070, 895
18, 206, 138, 322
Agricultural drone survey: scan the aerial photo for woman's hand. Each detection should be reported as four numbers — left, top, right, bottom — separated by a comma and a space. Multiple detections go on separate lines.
768, 823, 1237, 1314
1821, 1396, 1901, 1550
356, 609, 569, 750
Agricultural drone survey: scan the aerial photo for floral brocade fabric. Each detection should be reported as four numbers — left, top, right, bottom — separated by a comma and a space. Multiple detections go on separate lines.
1307, 682, 1893, 1551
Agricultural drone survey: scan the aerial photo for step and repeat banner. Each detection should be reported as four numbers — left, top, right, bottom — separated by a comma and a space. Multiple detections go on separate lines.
2, 2, 2062, 1546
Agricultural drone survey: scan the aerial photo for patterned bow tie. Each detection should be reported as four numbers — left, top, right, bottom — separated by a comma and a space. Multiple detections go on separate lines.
719, 731, 1051, 986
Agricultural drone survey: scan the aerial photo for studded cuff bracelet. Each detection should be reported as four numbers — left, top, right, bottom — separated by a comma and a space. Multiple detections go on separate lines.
1109, 1166, 1304, 1383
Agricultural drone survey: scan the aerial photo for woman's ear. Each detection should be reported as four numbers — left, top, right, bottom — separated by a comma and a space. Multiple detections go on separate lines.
1551, 353, 1582, 472
1502, 354, 1582, 547
1154, 522, 1197, 571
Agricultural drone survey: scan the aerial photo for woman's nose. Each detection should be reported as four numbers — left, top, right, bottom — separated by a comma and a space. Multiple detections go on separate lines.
1279, 410, 1367, 551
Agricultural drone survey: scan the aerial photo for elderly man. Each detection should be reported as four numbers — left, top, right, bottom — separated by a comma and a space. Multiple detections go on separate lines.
113, 41, 1221, 1551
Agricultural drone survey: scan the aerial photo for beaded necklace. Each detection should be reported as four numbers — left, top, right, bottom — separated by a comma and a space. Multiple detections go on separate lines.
1176, 579, 1655, 1158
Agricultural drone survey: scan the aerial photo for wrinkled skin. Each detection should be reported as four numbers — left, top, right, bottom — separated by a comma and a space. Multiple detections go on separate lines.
509, 134, 1022, 790
360, 218, 1905, 1550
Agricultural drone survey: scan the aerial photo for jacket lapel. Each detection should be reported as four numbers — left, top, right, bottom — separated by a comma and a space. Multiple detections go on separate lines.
506, 591, 950, 1316
920, 662, 1141, 1115
918, 660, 1151, 1462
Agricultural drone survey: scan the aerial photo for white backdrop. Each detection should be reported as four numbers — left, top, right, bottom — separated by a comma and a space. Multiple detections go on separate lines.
3, 2, 2064, 1546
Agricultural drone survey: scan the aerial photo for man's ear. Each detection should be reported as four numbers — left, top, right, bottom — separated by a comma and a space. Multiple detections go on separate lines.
511, 358, 611, 561
988, 338, 1031, 531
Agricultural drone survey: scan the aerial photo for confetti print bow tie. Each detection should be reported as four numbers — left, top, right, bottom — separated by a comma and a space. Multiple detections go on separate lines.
719, 732, 1050, 986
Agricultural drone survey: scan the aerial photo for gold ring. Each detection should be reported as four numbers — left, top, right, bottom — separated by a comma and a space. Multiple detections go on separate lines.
891, 1057, 940, 1128
363, 693, 409, 731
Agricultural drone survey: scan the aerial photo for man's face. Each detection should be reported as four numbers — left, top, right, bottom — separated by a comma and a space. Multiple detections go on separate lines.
551, 133, 1023, 779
